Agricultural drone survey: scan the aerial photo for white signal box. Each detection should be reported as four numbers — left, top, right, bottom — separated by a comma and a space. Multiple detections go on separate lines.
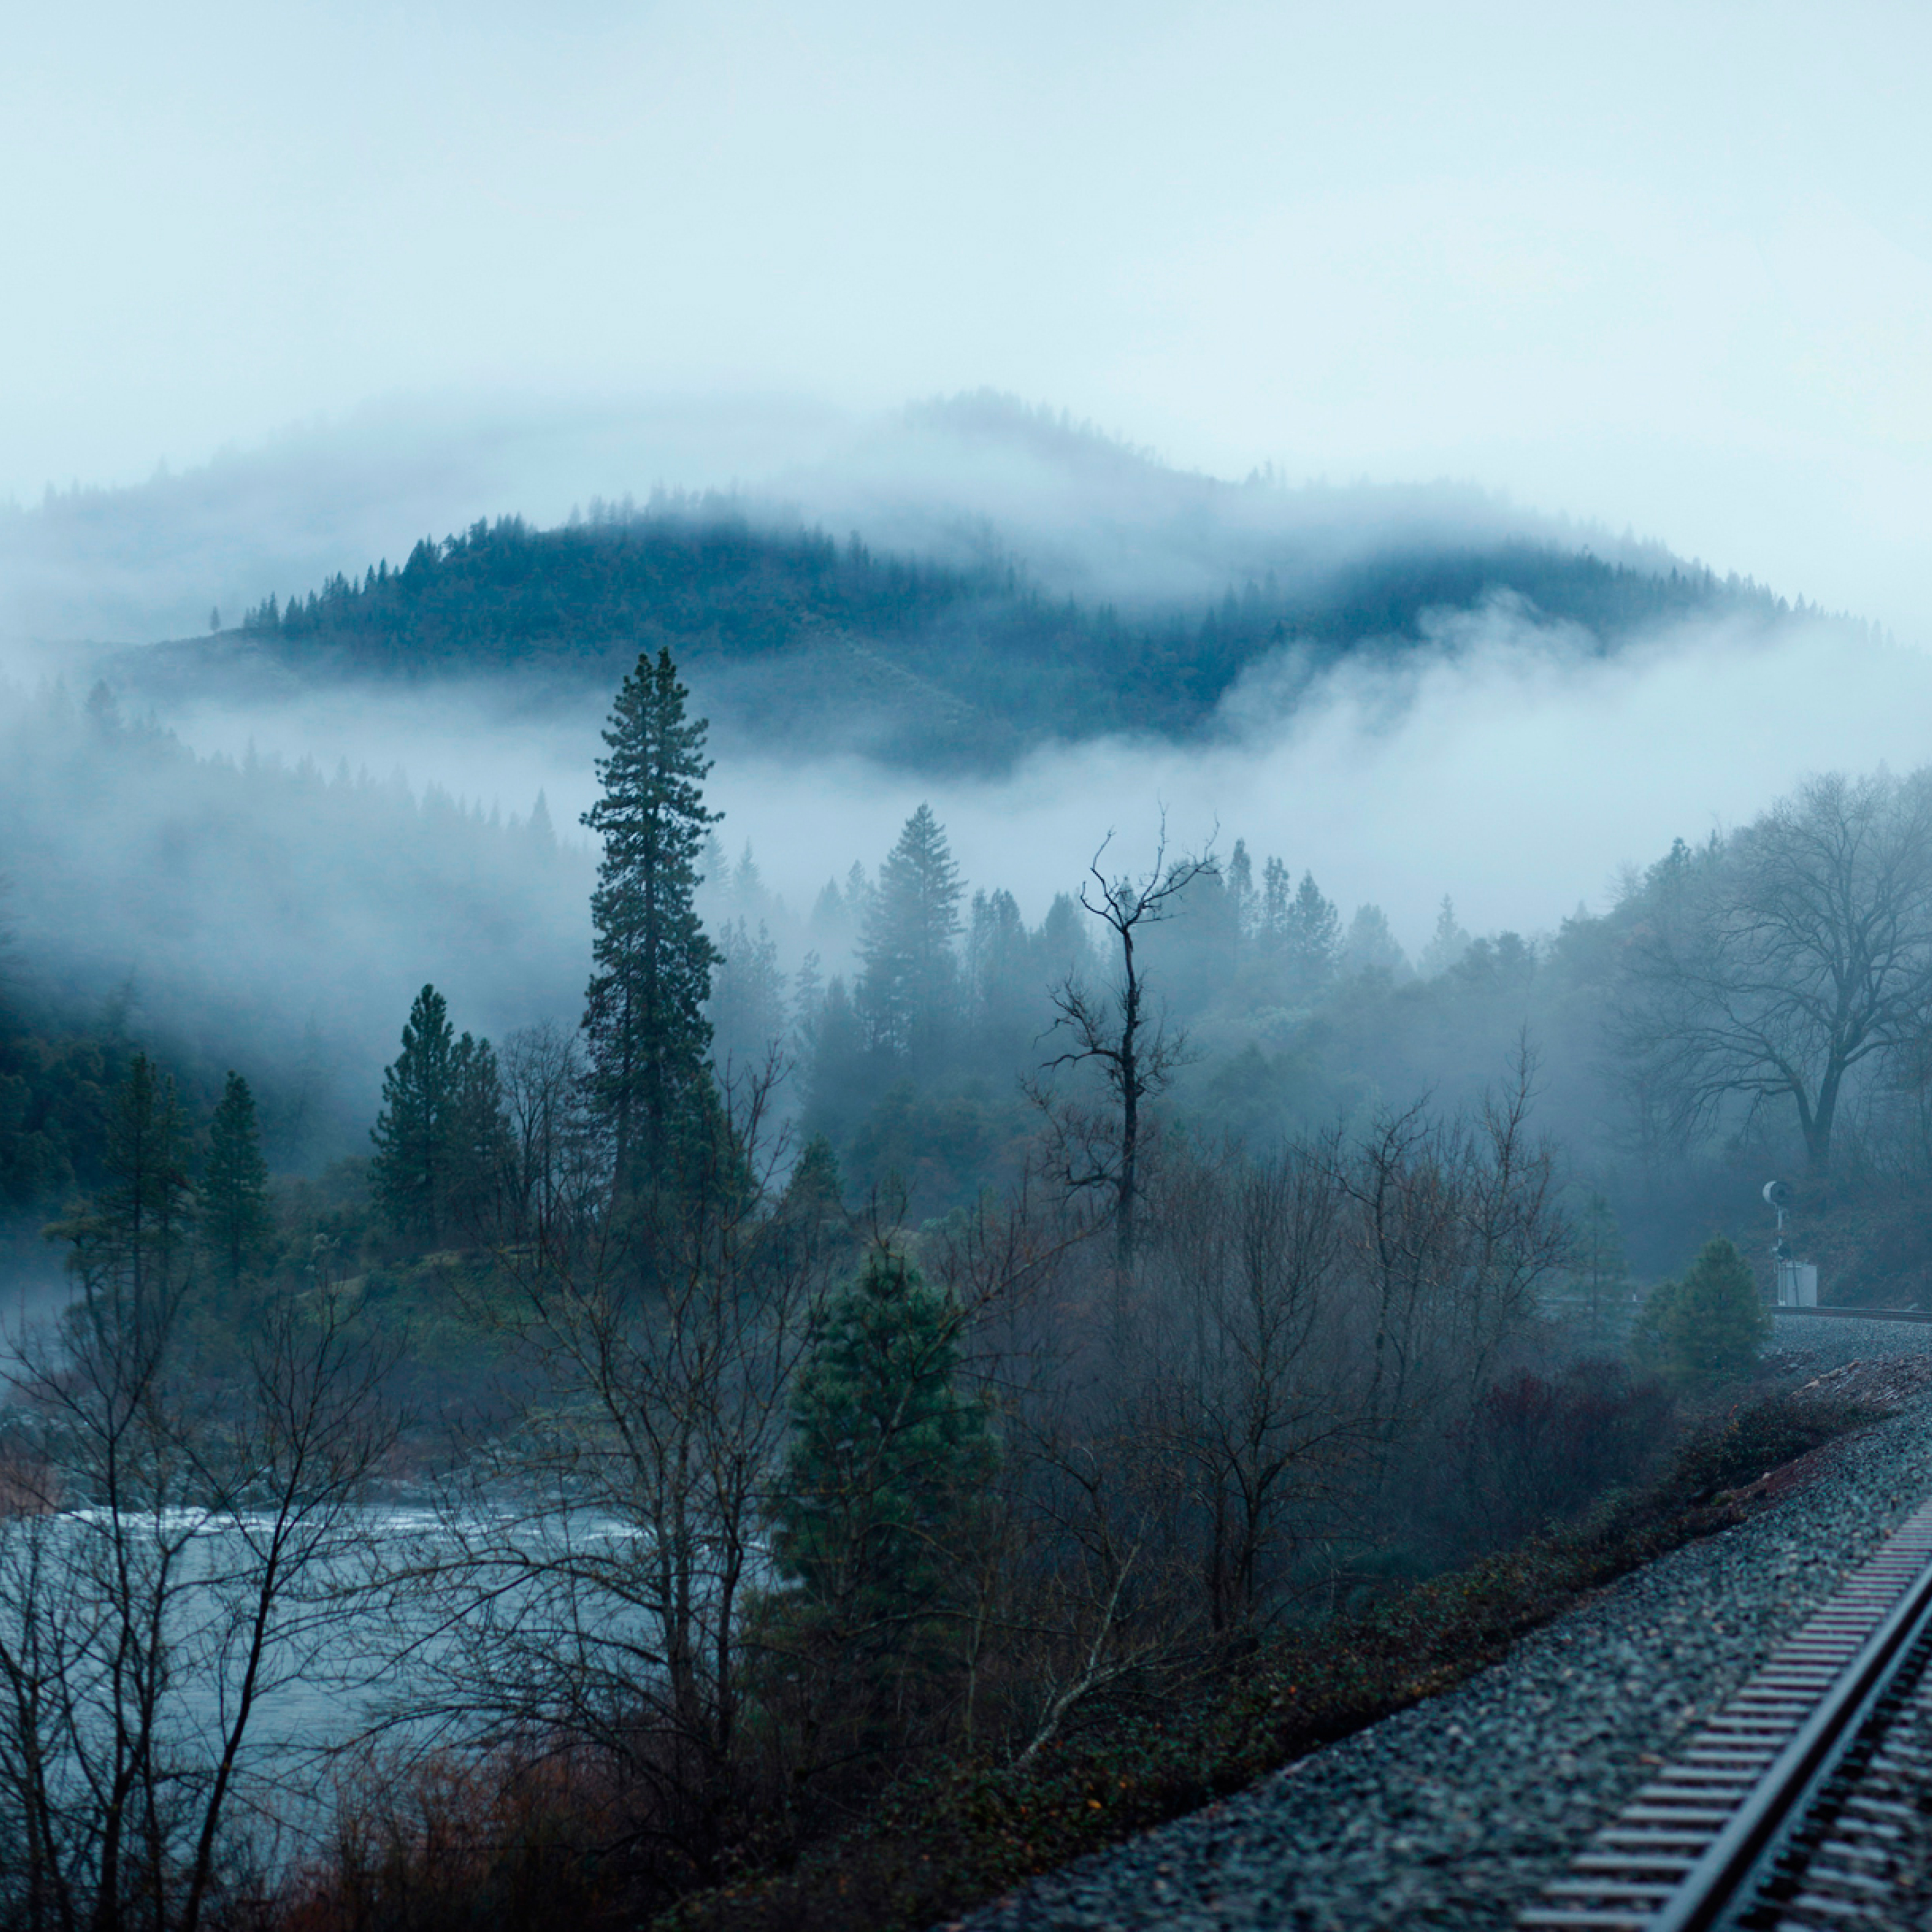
1775, 1260, 1818, 1307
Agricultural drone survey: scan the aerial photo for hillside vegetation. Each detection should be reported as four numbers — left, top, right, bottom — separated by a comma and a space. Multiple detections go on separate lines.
119, 504, 1776, 768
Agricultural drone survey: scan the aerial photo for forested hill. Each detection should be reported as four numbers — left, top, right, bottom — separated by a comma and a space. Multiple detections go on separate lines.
123, 506, 1778, 768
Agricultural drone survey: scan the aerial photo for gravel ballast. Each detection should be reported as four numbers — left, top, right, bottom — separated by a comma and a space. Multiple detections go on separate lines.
956, 1315, 1932, 1931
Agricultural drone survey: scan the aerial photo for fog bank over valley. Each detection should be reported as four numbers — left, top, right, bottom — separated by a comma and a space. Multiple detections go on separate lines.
114, 591, 1927, 961
706, 602, 1929, 951
0, 571, 1919, 1199
0, 395, 1918, 1220
3, 393, 1684, 658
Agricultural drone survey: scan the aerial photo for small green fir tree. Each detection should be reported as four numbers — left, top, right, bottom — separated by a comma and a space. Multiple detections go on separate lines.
1634, 1236, 1769, 1392
770, 1247, 995, 1666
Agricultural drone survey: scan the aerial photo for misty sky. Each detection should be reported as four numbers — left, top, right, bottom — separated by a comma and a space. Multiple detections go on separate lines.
7, 1, 1932, 637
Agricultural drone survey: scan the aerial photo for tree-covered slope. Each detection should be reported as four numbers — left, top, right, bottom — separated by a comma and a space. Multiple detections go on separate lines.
125, 504, 1778, 768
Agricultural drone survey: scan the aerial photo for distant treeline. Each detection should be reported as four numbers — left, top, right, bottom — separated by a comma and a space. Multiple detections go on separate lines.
233, 503, 1783, 765
0, 682, 591, 1221
0, 1003, 125, 1224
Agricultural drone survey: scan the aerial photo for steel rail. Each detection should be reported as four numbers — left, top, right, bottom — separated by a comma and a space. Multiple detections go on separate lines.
1773, 1306, 1932, 1324
1644, 1545, 1932, 1931
1522, 1496, 1932, 1932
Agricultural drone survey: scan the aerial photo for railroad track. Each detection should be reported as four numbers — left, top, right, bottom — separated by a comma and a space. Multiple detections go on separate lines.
1521, 1494, 1932, 1929
1775, 1307, 1932, 1325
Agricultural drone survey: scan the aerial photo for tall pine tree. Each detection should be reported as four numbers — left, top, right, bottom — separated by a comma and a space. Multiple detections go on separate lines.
857, 804, 963, 1070
201, 1071, 270, 1297
581, 648, 724, 1192
371, 985, 457, 1243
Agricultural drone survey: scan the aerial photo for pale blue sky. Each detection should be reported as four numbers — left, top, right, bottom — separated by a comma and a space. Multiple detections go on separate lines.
6, 0, 1931, 631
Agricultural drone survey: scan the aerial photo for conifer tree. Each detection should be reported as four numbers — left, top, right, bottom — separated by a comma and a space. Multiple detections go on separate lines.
1419, 894, 1473, 977
1225, 838, 1255, 944
802, 977, 868, 1141
708, 917, 788, 1074
524, 789, 556, 854
782, 1134, 847, 1225
1633, 1236, 1768, 1391
772, 1133, 853, 1274
1342, 903, 1409, 979
967, 887, 1031, 1062
1260, 854, 1291, 950
445, 1033, 513, 1234
1281, 871, 1341, 998
63, 1052, 194, 1311
581, 648, 723, 1192
1036, 892, 1092, 982
770, 1247, 994, 1663
857, 804, 963, 1068
371, 986, 509, 1244
201, 1071, 270, 1296
809, 878, 847, 944
843, 860, 875, 934
371, 985, 457, 1243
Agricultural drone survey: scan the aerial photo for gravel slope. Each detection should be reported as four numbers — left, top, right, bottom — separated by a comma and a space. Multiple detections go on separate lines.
955, 1315, 1932, 1932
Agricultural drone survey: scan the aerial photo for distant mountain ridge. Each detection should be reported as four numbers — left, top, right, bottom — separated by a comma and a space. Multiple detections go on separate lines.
105, 501, 1778, 769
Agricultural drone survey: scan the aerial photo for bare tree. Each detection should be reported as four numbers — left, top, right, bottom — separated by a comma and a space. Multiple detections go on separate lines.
1031, 823, 1216, 1282
0, 1235, 395, 1932
1145, 1144, 1358, 1632
1618, 772, 1932, 1173
1331, 1050, 1569, 1487
910, 1176, 1122, 1759
499, 1021, 598, 1243
1002, 1407, 1179, 1767
399, 1064, 840, 1890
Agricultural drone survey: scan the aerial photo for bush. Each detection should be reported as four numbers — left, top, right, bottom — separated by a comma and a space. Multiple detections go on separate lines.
1665, 1394, 1877, 1502
1632, 1236, 1769, 1392
1423, 1361, 1675, 1557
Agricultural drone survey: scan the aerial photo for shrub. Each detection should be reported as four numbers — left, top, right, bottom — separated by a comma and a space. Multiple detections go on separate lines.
1666, 1394, 1877, 1502
1427, 1361, 1675, 1555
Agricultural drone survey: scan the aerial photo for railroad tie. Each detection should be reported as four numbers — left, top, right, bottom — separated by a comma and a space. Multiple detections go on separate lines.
1520, 1494, 1932, 1931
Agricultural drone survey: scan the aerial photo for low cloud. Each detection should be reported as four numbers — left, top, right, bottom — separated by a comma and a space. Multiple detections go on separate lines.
706, 602, 1929, 955
137, 596, 1932, 984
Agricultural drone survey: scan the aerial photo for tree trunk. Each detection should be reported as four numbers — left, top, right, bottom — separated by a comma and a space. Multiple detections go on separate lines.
1115, 926, 1140, 1280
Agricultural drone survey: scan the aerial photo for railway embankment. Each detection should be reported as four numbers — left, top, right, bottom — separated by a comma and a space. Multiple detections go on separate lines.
949, 1315, 1932, 1932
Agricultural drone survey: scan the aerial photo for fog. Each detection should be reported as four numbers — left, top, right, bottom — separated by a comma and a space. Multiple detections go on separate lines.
1, 391, 1921, 1188
137, 594, 1928, 969
1, 393, 1639, 660
0, 397, 843, 656
11, 5, 1932, 642
14, 11, 1932, 1910
0, 573, 1912, 1193
0, 682, 592, 1170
